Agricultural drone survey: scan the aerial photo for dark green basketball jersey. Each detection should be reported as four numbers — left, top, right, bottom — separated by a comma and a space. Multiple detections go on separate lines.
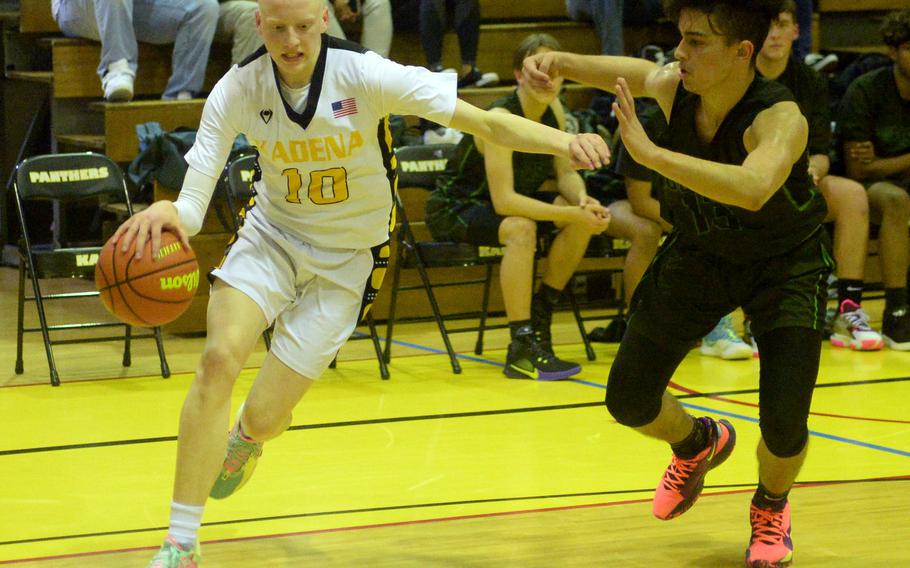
654, 75, 827, 263
433, 90, 558, 203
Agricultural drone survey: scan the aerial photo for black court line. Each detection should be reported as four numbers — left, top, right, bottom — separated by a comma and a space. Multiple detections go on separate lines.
2, 376, 908, 458
2, 476, 906, 548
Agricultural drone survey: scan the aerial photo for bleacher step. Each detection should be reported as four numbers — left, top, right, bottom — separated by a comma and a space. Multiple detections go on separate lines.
5, 70, 53, 83
45, 37, 229, 99
56, 134, 105, 152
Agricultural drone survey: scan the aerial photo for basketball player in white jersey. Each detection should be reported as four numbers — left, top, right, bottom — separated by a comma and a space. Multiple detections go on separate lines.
112, 0, 610, 565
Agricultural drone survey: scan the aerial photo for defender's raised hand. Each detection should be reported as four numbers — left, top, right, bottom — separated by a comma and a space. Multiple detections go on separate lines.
612, 77, 659, 169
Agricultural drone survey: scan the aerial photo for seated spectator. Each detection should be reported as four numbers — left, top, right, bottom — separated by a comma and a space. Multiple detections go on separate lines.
215, 1, 260, 65
327, 0, 393, 58
564, 0, 662, 56
837, 8, 910, 350
758, 1, 881, 350
51, 0, 220, 101
420, 0, 498, 87
425, 33, 610, 380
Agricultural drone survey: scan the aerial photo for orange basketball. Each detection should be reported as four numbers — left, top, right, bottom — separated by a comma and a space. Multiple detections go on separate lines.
95, 230, 199, 327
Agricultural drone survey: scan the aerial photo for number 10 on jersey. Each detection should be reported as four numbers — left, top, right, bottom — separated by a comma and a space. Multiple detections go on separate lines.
283, 167, 350, 205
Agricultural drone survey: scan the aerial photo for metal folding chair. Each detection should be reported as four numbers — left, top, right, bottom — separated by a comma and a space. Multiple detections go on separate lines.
14, 152, 170, 386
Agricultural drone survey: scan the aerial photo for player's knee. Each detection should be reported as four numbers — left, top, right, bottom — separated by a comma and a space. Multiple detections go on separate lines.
500, 216, 537, 248
760, 420, 808, 458
197, 343, 243, 387
605, 371, 661, 427
240, 405, 285, 441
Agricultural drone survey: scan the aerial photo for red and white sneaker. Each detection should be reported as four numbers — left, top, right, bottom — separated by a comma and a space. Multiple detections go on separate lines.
652, 417, 736, 520
830, 300, 883, 351
745, 501, 793, 567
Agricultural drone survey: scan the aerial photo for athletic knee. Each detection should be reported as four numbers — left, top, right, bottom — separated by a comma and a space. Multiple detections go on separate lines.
760, 420, 808, 458
605, 371, 661, 427
240, 404, 285, 440
499, 217, 537, 249
197, 343, 243, 388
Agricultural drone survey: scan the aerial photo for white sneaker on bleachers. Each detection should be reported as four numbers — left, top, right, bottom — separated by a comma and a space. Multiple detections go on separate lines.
102, 59, 134, 102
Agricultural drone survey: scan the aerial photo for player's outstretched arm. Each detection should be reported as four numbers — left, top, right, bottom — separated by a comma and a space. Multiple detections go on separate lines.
521, 50, 663, 99
448, 99, 610, 170
614, 76, 808, 211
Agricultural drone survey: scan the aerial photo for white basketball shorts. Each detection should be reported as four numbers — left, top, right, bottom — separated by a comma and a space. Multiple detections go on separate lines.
210, 208, 388, 379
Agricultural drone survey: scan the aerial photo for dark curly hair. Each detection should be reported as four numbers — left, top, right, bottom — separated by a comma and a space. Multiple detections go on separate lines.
881, 9, 910, 48
662, 0, 785, 63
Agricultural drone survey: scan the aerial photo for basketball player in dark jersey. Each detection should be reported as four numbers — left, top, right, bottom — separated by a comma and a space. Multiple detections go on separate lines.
524, 1, 831, 565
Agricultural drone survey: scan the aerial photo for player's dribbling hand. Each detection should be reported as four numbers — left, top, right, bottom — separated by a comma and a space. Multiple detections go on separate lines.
522, 51, 561, 91
112, 200, 190, 261
613, 77, 659, 168
568, 133, 611, 170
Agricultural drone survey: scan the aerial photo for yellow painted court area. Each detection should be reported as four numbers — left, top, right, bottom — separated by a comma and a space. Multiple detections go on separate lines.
1, 283, 908, 566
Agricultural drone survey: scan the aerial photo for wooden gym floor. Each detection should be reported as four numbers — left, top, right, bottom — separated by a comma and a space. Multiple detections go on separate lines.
0, 266, 907, 566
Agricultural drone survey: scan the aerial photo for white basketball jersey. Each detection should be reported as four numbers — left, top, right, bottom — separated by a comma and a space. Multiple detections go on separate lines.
185, 36, 457, 249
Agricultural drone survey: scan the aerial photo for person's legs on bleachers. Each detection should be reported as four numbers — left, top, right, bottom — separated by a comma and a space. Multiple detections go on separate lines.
418, 0, 446, 69
216, 0, 260, 65
359, 0, 393, 58
133, 0, 219, 99
565, 0, 624, 55
54, 0, 138, 101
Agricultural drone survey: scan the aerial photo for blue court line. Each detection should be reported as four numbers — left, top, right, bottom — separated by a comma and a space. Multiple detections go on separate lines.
679, 402, 910, 458
375, 333, 910, 459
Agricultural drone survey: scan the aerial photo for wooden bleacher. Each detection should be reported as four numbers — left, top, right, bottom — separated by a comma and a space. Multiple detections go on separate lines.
817, 0, 906, 52
18, 0, 56, 33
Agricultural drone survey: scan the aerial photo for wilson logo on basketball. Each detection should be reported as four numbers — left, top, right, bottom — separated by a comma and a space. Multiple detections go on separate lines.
160, 270, 200, 293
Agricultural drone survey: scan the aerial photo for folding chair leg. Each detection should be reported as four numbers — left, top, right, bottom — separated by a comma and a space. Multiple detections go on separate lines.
568, 281, 597, 362
16, 261, 25, 374
153, 326, 171, 378
123, 325, 132, 367
365, 313, 390, 380
383, 254, 404, 364
27, 268, 60, 386
414, 259, 462, 374
474, 263, 494, 355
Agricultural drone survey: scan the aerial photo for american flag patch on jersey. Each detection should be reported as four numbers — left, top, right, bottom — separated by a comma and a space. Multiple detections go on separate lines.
331, 97, 358, 118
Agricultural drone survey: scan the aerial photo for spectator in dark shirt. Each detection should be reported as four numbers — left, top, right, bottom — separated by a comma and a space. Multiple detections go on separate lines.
837, 8, 910, 350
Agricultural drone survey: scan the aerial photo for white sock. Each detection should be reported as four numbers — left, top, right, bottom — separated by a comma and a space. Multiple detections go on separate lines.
167, 501, 204, 546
